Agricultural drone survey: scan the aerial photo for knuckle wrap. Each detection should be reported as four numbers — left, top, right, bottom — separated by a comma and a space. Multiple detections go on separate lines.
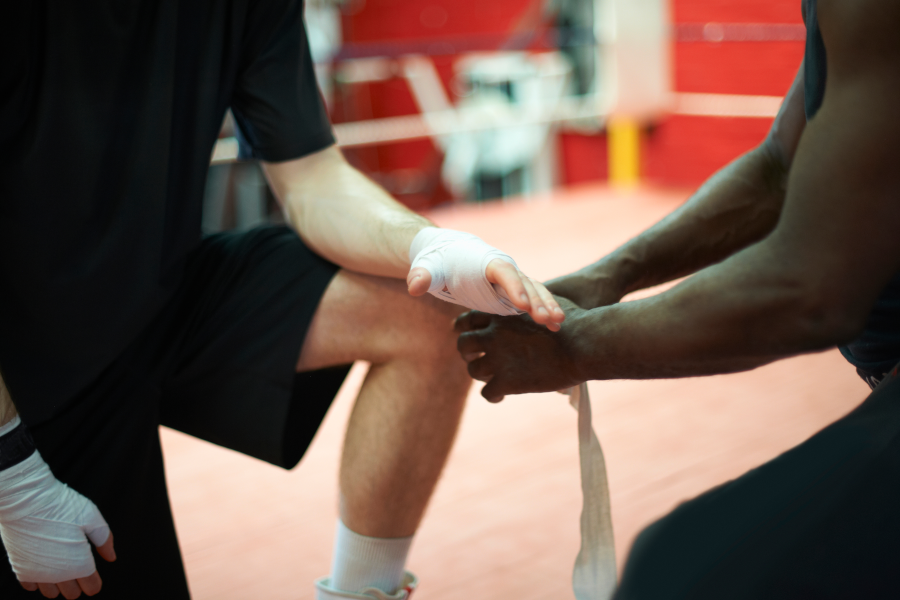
0, 433, 108, 583
409, 228, 524, 316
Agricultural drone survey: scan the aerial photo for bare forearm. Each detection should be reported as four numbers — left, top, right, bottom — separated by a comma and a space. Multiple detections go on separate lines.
0, 372, 17, 427
550, 144, 788, 308
611, 145, 787, 296
552, 67, 806, 307
264, 146, 432, 278
570, 239, 845, 381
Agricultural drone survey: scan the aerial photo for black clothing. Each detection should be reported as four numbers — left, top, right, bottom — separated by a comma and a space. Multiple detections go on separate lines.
802, 0, 900, 382
613, 7, 900, 597
803, 0, 827, 121
0, 0, 334, 425
614, 363, 900, 600
0, 421, 36, 471
1, 226, 350, 598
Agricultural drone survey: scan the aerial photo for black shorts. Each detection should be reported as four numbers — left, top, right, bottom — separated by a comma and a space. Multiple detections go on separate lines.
1, 226, 350, 599
614, 362, 900, 600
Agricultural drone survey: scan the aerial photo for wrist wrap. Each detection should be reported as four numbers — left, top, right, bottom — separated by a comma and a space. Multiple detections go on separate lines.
0, 417, 36, 471
409, 227, 524, 316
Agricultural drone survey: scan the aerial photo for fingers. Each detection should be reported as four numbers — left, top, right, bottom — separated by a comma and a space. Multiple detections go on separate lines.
95, 532, 116, 563
457, 330, 486, 360
76, 572, 103, 597
485, 259, 529, 311
486, 260, 564, 329
463, 355, 504, 402
530, 280, 565, 331
466, 354, 494, 382
56, 580, 82, 600
454, 310, 492, 333
20, 572, 102, 599
480, 378, 506, 404
38, 582, 61, 598
519, 278, 563, 330
406, 266, 432, 297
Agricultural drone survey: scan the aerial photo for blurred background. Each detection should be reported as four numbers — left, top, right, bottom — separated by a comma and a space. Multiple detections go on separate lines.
166, 2, 869, 599
202, 0, 804, 231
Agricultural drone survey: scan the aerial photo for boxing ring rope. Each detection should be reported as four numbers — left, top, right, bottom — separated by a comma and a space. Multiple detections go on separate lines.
210, 91, 782, 163
210, 18, 798, 164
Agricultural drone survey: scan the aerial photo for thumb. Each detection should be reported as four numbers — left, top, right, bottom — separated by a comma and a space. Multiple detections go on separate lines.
407, 266, 433, 296
82, 502, 115, 562
95, 531, 116, 563
481, 379, 506, 404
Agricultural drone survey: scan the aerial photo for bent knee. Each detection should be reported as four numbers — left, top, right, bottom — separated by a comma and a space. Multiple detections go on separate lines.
300, 270, 469, 372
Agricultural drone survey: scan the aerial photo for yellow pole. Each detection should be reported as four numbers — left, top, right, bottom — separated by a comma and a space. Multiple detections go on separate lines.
608, 118, 640, 189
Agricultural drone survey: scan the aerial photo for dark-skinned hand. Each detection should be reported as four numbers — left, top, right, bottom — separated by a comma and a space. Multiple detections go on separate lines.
455, 296, 588, 402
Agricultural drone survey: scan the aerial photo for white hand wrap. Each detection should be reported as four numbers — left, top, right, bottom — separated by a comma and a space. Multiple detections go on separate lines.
0, 446, 110, 583
409, 227, 525, 316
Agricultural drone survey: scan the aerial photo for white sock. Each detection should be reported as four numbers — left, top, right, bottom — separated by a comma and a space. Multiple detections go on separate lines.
329, 520, 413, 594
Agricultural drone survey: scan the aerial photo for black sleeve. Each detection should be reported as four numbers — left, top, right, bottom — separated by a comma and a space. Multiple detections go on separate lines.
231, 0, 334, 162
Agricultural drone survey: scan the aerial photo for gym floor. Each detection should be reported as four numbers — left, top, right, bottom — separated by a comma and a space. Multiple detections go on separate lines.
160, 183, 867, 599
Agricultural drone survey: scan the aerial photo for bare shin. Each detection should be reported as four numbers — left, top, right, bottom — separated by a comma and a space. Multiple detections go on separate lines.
298, 271, 471, 538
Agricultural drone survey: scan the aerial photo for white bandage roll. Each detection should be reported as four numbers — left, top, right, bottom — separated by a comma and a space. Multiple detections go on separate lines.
0, 450, 110, 583
409, 227, 524, 316
567, 383, 617, 600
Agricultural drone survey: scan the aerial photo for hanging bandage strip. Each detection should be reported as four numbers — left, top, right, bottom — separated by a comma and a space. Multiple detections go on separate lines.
567, 383, 617, 600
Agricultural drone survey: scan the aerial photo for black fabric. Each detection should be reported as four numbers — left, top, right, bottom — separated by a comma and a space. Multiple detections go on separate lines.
148, 226, 351, 468
0, 0, 335, 425
0, 422, 36, 471
802, 0, 900, 381
2, 361, 191, 599
614, 364, 900, 600
1, 226, 349, 598
803, 0, 827, 121
840, 274, 900, 383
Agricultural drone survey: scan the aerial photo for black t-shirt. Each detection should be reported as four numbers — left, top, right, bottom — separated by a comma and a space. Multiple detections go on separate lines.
0, 0, 334, 424
803, 0, 900, 378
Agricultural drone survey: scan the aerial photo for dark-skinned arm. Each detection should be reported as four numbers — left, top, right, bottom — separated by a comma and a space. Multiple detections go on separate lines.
548, 64, 808, 308
458, 0, 900, 400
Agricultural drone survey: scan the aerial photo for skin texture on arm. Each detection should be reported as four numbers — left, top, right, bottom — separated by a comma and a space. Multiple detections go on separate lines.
262, 145, 565, 328
548, 65, 808, 309
458, 0, 900, 400
0, 373, 15, 428
263, 145, 430, 279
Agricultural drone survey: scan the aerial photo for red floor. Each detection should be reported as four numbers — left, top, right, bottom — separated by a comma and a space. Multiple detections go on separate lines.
161, 184, 868, 599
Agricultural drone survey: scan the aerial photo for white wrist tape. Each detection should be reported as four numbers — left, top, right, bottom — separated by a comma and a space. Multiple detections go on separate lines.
0, 415, 21, 437
0, 450, 110, 583
409, 227, 524, 316
566, 383, 616, 600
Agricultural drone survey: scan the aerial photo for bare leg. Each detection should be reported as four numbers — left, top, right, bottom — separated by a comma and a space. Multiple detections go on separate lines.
298, 270, 471, 538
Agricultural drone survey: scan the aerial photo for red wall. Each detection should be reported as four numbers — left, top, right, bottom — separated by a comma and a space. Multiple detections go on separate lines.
564, 0, 805, 188
334, 0, 534, 209
334, 0, 808, 197
642, 0, 804, 188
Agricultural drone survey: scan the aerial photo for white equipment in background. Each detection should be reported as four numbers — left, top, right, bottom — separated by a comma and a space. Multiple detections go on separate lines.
404, 52, 571, 200
305, 0, 343, 109
594, 0, 671, 121
211, 0, 672, 192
